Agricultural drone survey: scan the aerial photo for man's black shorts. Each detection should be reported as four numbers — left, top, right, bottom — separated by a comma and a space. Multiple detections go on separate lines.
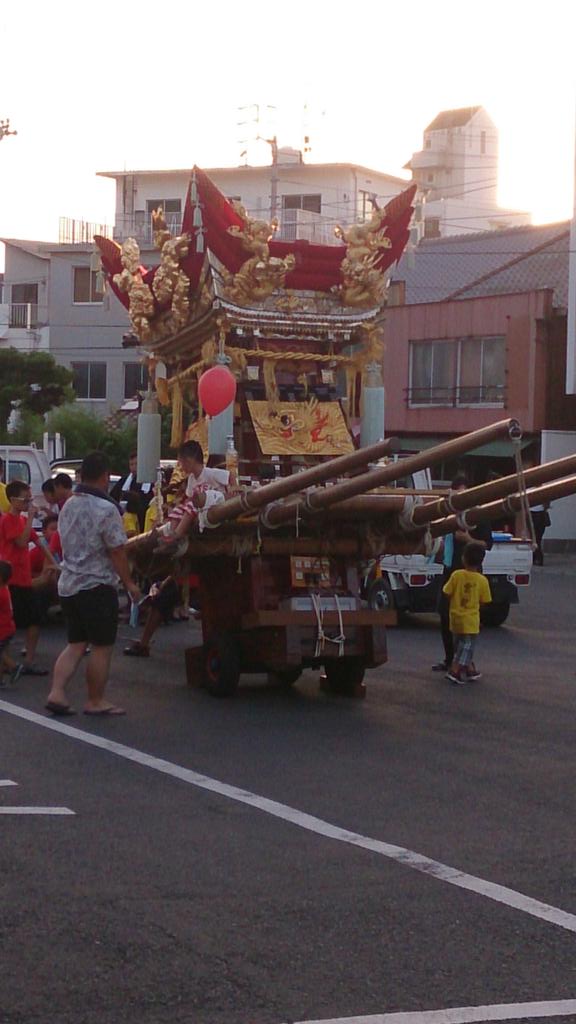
61, 585, 119, 647
9, 586, 41, 630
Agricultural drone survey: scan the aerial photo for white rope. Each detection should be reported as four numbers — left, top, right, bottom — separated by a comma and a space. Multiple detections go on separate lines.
513, 438, 537, 548
312, 592, 346, 659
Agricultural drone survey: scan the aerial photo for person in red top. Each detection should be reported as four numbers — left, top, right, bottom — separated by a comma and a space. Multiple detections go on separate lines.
0, 560, 22, 687
0, 481, 59, 675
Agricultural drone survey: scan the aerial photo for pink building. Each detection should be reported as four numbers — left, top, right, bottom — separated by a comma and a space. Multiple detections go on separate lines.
381, 288, 576, 479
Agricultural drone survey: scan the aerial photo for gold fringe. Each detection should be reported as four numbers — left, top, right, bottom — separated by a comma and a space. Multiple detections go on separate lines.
170, 381, 184, 448
263, 359, 280, 411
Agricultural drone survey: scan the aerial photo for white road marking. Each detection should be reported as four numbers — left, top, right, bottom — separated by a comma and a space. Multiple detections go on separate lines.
0, 779, 17, 787
1, 699, 575, 934
288, 999, 576, 1023
0, 807, 74, 815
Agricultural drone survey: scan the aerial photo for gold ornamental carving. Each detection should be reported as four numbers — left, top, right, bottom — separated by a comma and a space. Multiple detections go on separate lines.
334, 207, 392, 309
112, 210, 192, 344
223, 202, 296, 305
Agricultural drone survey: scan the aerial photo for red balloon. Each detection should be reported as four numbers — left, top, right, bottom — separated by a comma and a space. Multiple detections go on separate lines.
198, 365, 237, 417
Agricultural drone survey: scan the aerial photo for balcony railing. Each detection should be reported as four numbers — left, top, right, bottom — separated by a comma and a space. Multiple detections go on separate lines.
277, 208, 341, 246
112, 210, 343, 248
406, 385, 506, 407
59, 218, 113, 245
9, 303, 38, 329
113, 214, 183, 245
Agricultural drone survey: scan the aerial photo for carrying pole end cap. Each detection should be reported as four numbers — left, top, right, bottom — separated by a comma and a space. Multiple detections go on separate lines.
508, 420, 522, 442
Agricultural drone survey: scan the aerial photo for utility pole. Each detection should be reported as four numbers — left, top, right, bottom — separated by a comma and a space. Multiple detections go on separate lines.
0, 118, 17, 141
237, 105, 278, 220
567, 104, 576, 393
265, 135, 278, 221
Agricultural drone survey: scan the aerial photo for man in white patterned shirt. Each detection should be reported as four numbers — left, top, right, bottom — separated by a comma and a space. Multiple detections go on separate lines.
45, 452, 140, 717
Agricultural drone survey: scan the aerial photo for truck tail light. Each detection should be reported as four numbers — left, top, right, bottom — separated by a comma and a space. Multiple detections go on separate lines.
409, 574, 428, 586
514, 574, 530, 586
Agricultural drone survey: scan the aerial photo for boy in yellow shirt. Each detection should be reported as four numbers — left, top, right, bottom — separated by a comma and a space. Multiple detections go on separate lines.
442, 541, 491, 685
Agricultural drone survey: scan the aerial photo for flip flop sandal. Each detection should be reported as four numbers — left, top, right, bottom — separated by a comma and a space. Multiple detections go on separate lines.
45, 702, 76, 716
83, 706, 126, 716
123, 642, 150, 657
22, 665, 49, 677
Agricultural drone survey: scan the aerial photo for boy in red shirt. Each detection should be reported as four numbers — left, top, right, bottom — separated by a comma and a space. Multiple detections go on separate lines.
0, 481, 58, 675
0, 560, 22, 687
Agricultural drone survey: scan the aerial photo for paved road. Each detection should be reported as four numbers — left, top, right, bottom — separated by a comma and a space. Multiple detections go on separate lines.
1, 565, 575, 1024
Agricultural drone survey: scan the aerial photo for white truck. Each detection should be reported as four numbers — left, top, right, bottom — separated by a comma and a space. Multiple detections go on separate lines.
0, 445, 52, 502
363, 467, 533, 627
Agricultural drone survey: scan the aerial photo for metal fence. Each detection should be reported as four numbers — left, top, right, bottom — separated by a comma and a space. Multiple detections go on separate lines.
406, 385, 506, 407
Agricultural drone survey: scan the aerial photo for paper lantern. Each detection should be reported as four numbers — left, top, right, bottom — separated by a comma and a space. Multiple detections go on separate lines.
198, 365, 237, 417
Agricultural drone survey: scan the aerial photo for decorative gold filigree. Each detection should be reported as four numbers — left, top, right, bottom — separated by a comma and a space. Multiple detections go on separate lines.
151, 210, 192, 334
112, 210, 192, 343
113, 239, 156, 343
274, 292, 304, 312
223, 203, 296, 305
334, 208, 392, 308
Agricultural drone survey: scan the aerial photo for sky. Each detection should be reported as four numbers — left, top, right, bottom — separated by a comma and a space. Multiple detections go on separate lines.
1, 0, 575, 263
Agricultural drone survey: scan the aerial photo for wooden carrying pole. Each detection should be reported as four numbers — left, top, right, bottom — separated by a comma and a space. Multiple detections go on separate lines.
429, 475, 576, 538
261, 418, 521, 529
411, 452, 576, 527
206, 436, 400, 527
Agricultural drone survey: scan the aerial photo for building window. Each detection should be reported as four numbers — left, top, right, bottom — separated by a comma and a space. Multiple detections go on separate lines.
424, 217, 441, 239
480, 131, 486, 154
410, 341, 457, 405
146, 198, 181, 232
73, 267, 103, 304
408, 337, 505, 407
426, 173, 434, 184
459, 336, 505, 405
425, 137, 432, 149
71, 362, 107, 400
124, 362, 149, 399
281, 194, 322, 213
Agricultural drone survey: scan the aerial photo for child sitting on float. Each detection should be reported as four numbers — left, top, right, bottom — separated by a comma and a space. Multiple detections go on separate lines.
157, 440, 231, 549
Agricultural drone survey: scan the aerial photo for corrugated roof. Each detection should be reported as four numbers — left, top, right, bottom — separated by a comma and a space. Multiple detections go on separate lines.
391, 221, 570, 305
425, 106, 482, 132
450, 231, 569, 306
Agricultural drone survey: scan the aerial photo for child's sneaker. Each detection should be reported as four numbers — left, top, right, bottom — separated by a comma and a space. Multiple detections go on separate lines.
466, 667, 482, 681
446, 670, 467, 685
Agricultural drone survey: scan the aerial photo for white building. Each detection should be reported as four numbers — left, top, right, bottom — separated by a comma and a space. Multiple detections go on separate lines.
99, 149, 410, 249
406, 106, 530, 237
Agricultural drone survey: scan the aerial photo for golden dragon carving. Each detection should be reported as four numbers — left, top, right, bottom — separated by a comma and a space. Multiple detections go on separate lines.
223, 202, 296, 306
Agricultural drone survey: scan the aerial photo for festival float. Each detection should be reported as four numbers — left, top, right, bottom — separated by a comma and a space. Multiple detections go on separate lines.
95, 169, 576, 697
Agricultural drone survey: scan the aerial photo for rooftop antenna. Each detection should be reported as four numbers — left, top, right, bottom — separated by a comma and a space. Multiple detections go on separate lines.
0, 119, 17, 141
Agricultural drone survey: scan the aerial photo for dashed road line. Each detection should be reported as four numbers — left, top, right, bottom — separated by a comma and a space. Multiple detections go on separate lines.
0, 807, 75, 815
0, 779, 17, 787
1, 699, 576, 934
287, 998, 576, 1023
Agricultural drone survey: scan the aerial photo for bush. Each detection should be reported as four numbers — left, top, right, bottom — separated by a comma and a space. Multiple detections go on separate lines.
46, 406, 137, 475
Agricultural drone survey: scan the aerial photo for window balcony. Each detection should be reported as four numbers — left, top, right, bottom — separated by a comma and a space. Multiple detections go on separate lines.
410, 147, 454, 171
276, 208, 341, 246
113, 215, 183, 245
406, 385, 506, 408
9, 303, 38, 329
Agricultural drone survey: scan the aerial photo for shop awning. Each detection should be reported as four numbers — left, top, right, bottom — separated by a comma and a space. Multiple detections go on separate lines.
396, 436, 533, 458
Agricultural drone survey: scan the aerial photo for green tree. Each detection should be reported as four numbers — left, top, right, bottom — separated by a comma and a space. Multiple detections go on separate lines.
0, 350, 73, 435
46, 405, 138, 475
